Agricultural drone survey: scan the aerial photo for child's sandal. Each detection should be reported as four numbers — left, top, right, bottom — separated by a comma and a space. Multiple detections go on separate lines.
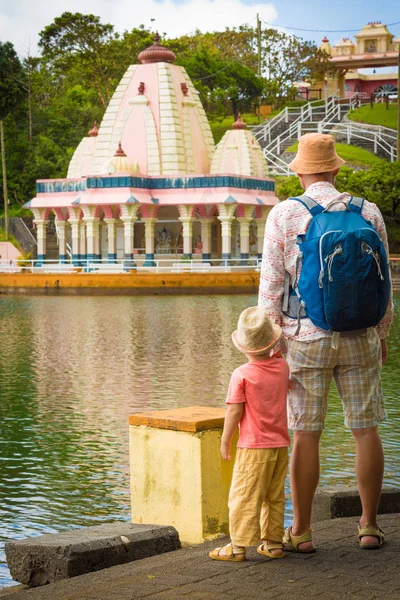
209, 543, 246, 562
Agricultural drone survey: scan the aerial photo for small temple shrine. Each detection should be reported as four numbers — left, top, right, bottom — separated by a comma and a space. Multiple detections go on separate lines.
25, 34, 277, 266
321, 22, 400, 98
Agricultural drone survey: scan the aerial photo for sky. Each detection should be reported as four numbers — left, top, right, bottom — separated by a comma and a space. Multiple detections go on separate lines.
0, 0, 399, 57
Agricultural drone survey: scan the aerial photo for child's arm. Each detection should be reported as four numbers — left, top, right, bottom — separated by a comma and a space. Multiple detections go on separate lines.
221, 403, 244, 460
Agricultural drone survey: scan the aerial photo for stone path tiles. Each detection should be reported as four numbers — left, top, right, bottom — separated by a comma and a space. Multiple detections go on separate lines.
1, 513, 399, 600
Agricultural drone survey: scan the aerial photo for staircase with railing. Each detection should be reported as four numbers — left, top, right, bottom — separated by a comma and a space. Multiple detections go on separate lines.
251, 94, 397, 175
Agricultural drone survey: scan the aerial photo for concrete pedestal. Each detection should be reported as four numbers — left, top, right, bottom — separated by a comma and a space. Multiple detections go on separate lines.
129, 406, 235, 544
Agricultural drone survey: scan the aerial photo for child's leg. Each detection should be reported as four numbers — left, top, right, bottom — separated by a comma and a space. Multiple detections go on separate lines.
260, 447, 288, 549
229, 448, 271, 548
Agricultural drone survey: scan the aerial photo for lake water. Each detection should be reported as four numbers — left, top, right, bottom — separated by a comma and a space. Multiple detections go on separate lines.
1, 295, 399, 588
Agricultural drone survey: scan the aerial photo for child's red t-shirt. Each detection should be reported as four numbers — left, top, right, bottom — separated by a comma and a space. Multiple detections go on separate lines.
226, 355, 290, 449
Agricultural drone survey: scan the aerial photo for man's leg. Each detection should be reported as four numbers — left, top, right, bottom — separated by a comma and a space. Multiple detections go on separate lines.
335, 331, 386, 548
286, 338, 332, 551
290, 430, 322, 550
352, 426, 384, 546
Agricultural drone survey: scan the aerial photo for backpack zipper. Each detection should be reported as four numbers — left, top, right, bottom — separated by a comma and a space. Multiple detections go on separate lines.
361, 241, 384, 280
293, 251, 303, 288
318, 230, 341, 288
325, 246, 343, 282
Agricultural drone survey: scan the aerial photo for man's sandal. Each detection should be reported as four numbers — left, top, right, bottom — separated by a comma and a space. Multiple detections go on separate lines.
208, 543, 246, 562
283, 526, 316, 553
358, 524, 385, 549
257, 543, 285, 559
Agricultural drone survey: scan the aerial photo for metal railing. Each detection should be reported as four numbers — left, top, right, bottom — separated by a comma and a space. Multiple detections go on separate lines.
0, 256, 262, 274
263, 118, 397, 175
253, 95, 343, 149
251, 97, 329, 145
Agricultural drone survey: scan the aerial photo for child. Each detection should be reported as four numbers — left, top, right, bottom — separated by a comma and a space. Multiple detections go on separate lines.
209, 306, 290, 562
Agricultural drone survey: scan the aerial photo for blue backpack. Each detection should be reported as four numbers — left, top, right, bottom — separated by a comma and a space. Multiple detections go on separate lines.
283, 194, 391, 334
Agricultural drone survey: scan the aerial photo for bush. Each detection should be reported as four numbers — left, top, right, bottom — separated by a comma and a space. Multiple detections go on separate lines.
274, 176, 303, 200
341, 162, 400, 218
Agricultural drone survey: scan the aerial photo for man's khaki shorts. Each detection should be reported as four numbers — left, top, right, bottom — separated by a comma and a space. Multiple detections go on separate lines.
287, 329, 386, 431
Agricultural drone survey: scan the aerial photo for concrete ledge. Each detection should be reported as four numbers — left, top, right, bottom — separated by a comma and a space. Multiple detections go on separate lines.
312, 486, 400, 523
5, 523, 180, 587
0, 272, 259, 296
129, 406, 226, 432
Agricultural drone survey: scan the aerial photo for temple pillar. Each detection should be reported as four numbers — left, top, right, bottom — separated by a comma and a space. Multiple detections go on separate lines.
69, 219, 80, 266
179, 217, 193, 260
85, 218, 100, 262
255, 219, 265, 258
79, 221, 87, 264
104, 218, 117, 263
142, 218, 157, 267
219, 218, 234, 260
56, 220, 67, 263
237, 217, 251, 260
338, 71, 346, 98
121, 217, 137, 269
35, 219, 48, 266
199, 218, 213, 261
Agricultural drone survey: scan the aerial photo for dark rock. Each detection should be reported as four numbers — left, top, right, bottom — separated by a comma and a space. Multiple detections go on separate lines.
5, 523, 180, 587
312, 486, 400, 523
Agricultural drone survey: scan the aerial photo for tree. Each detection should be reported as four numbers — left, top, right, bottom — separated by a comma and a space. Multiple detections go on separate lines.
345, 163, 400, 218
261, 29, 328, 105
0, 42, 26, 119
39, 12, 116, 107
178, 47, 263, 117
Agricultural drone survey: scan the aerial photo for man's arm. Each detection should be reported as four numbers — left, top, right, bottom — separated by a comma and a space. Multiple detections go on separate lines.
373, 205, 393, 362
258, 206, 285, 326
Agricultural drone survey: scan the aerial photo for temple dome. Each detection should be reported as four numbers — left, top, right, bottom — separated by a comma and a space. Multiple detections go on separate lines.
210, 115, 268, 178
108, 142, 140, 175
68, 34, 214, 178
138, 33, 176, 64
320, 37, 332, 55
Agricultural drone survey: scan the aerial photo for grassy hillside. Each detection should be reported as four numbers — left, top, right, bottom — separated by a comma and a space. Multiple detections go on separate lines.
347, 104, 397, 129
286, 142, 383, 168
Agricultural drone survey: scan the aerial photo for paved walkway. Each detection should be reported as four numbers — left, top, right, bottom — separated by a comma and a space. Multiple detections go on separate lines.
1, 514, 399, 600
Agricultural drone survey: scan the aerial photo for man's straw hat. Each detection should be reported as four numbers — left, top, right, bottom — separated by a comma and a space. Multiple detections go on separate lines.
288, 133, 345, 174
232, 307, 282, 355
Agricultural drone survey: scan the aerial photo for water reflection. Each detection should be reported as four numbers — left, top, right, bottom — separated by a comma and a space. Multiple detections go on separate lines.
0, 295, 399, 588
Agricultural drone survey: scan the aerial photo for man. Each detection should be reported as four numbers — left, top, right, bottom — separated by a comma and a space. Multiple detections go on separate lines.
259, 133, 393, 552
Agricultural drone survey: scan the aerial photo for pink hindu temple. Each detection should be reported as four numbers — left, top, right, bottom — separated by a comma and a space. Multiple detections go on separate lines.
25, 34, 278, 267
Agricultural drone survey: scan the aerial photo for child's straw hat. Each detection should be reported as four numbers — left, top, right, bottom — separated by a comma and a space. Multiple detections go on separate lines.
232, 307, 282, 355
288, 133, 345, 174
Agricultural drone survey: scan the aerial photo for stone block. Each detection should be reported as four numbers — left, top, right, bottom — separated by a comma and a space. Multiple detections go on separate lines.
130, 407, 237, 544
312, 486, 400, 523
5, 523, 180, 587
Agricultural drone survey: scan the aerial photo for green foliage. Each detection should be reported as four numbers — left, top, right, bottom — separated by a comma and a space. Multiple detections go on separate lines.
343, 162, 400, 218
39, 12, 116, 107
0, 42, 26, 119
274, 175, 303, 200
348, 104, 397, 129
178, 47, 263, 116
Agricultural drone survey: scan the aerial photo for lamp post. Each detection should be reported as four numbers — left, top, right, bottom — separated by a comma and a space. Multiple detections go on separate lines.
397, 46, 400, 162
0, 120, 9, 241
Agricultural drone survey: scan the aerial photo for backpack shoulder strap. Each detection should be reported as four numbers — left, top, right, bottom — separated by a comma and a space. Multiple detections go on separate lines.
348, 196, 365, 214
289, 194, 324, 217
